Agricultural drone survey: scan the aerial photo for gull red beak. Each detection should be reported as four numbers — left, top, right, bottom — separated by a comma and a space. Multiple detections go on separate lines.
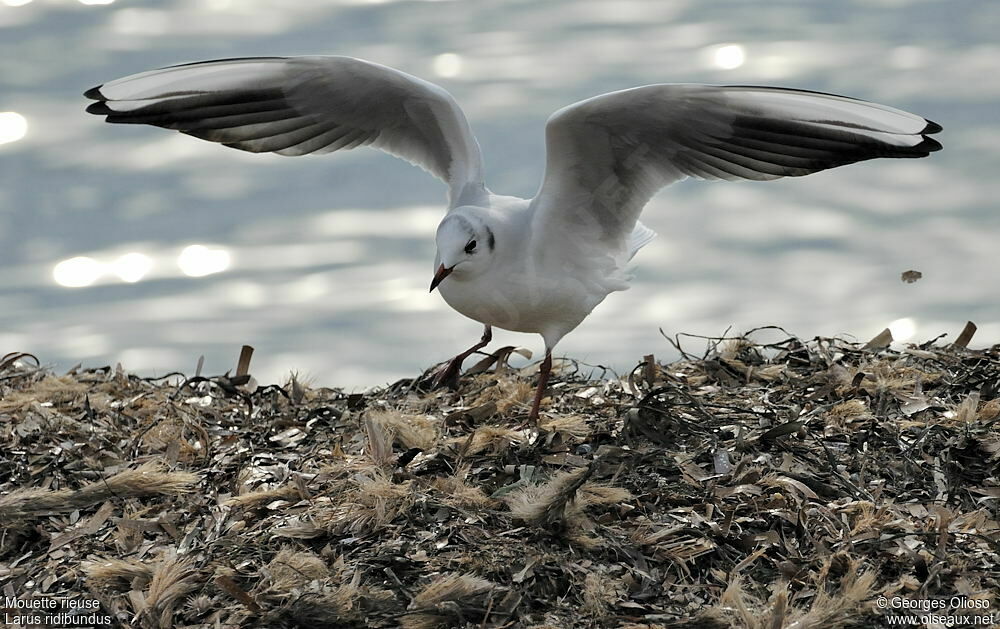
429, 264, 453, 292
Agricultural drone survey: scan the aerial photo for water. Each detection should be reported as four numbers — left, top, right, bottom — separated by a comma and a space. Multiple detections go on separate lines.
1, 0, 997, 388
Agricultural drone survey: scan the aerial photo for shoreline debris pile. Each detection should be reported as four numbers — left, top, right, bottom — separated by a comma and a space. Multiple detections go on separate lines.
1, 326, 997, 628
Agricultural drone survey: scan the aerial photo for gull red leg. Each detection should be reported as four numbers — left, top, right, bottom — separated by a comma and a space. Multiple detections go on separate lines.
431, 325, 492, 389
528, 349, 552, 425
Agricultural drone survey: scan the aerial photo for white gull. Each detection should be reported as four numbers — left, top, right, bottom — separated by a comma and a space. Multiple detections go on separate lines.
84, 56, 942, 422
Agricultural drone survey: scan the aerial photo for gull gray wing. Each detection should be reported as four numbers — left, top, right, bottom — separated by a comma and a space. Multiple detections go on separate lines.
530, 84, 941, 250
84, 56, 486, 208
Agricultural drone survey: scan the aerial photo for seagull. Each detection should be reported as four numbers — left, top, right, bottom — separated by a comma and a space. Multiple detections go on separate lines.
84, 56, 942, 423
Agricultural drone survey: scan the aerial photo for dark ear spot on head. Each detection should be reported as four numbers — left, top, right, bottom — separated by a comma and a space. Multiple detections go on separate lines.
486, 226, 496, 251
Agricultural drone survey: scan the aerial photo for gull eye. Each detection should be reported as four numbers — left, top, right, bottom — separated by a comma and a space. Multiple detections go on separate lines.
464, 240, 477, 254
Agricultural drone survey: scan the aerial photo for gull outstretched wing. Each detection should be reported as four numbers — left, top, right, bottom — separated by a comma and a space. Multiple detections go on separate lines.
85, 56, 487, 207
531, 84, 941, 250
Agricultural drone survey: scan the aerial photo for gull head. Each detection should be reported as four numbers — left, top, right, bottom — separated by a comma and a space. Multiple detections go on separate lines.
430, 208, 496, 292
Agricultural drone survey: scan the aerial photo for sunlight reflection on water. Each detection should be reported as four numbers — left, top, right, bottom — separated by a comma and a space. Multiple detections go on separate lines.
52, 257, 102, 288
111, 252, 153, 283
0, 112, 27, 145
709, 44, 746, 70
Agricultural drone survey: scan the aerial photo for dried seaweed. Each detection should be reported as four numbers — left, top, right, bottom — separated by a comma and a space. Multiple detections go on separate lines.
1, 330, 998, 627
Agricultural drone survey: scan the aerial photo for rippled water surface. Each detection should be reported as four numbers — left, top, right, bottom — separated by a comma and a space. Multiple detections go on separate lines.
1, 0, 997, 387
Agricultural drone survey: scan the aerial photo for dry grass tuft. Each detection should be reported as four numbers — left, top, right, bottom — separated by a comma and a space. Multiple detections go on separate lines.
978, 397, 1000, 421
838, 501, 894, 536
717, 337, 758, 361
139, 551, 200, 629
432, 470, 496, 508
577, 484, 633, 507
0, 375, 89, 412
300, 471, 416, 536
470, 375, 535, 414
581, 571, 624, 618
182, 594, 215, 621
83, 557, 156, 590
279, 585, 361, 625
717, 555, 875, 629
947, 392, 982, 426
139, 418, 201, 461
367, 409, 440, 450
402, 572, 497, 629
539, 414, 591, 440
451, 424, 525, 456
262, 548, 330, 593
861, 360, 940, 394
825, 399, 872, 428
505, 466, 601, 528
225, 484, 301, 508
259, 558, 396, 627
0, 461, 198, 529
365, 416, 395, 468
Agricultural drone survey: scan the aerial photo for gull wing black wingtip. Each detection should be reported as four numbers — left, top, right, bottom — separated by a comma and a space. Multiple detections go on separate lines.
83, 85, 105, 100
920, 136, 943, 153
85, 101, 112, 116
922, 119, 943, 135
